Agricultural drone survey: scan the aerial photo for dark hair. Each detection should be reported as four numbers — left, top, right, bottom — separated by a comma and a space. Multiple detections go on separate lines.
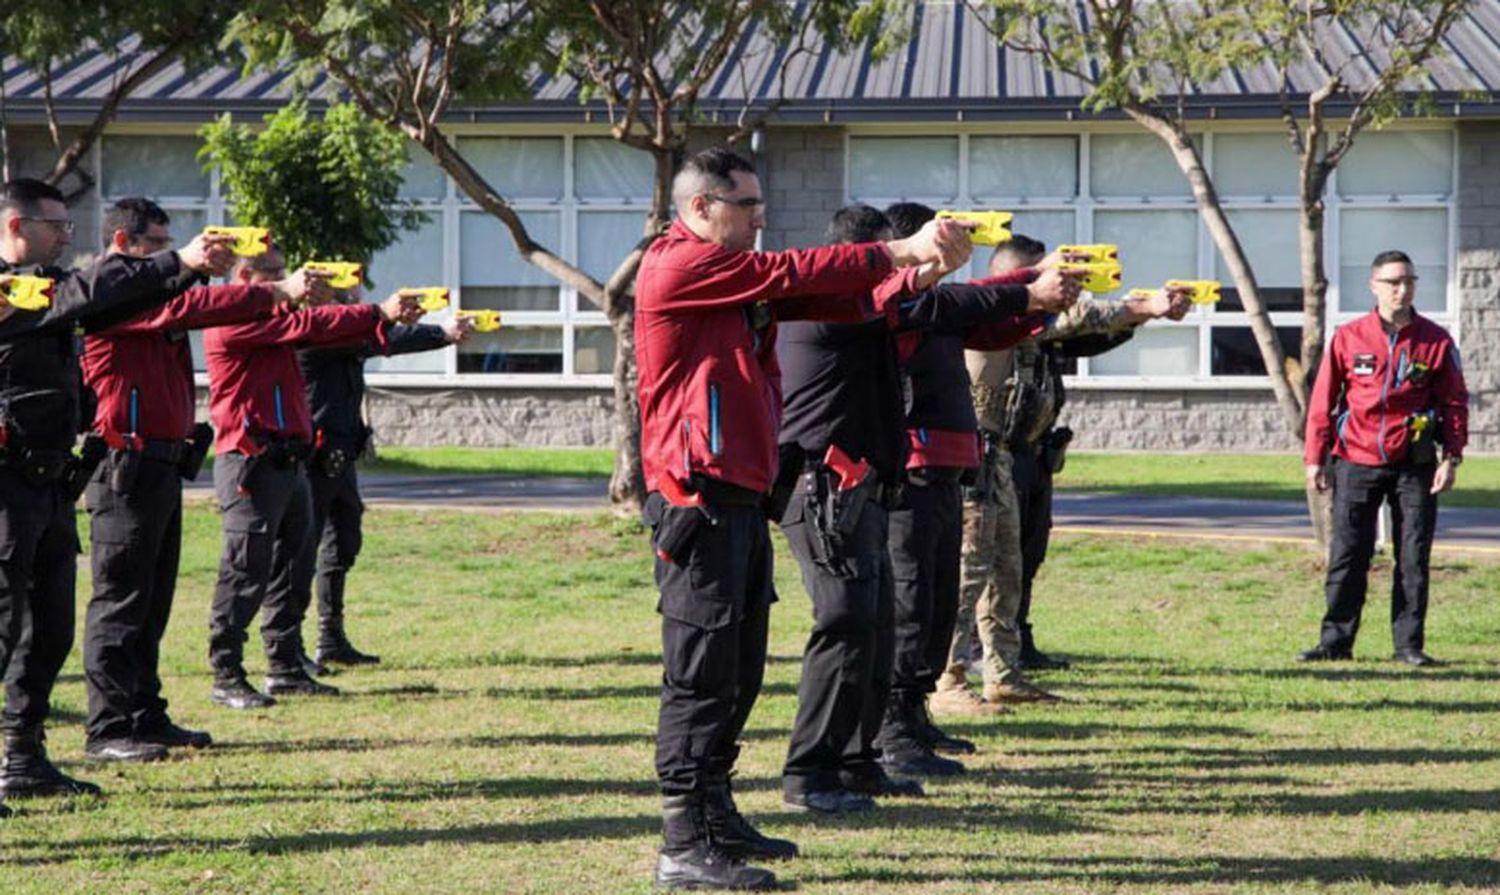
678, 148, 756, 193
0, 178, 66, 217
826, 204, 891, 244
883, 202, 936, 240
993, 234, 1047, 265
102, 197, 171, 247
1372, 249, 1413, 269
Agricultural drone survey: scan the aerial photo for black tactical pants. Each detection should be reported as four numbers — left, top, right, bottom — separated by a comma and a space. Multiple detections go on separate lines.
208, 451, 312, 683
652, 495, 774, 797
886, 473, 963, 702
780, 486, 893, 796
291, 462, 364, 640
83, 452, 184, 742
0, 467, 78, 731
1011, 445, 1055, 631
1320, 458, 1439, 653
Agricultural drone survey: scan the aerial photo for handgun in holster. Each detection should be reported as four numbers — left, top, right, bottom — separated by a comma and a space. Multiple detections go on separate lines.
965, 431, 1002, 504
802, 445, 874, 578
1002, 381, 1040, 452
64, 434, 109, 502
645, 474, 716, 566
178, 423, 214, 481
1041, 426, 1074, 474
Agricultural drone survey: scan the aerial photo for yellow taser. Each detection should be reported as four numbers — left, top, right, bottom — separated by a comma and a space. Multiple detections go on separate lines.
303, 262, 363, 290
934, 210, 1013, 246
2, 275, 56, 311
203, 226, 272, 257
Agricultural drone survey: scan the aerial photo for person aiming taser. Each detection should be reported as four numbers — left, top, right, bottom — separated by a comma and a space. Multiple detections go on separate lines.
1299, 249, 1467, 667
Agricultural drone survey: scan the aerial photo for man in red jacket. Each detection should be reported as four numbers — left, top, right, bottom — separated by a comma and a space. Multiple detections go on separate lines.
203, 248, 422, 709
637, 148, 969, 891
1299, 249, 1468, 667
80, 198, 331, 763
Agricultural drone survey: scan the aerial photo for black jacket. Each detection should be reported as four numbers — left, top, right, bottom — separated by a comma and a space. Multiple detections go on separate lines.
296, 323, 448, 453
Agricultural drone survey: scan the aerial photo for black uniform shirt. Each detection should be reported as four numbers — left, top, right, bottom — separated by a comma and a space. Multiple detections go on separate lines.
297, 322, 449, 453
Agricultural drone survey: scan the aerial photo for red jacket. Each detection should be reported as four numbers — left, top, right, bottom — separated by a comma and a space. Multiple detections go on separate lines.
1304, 309, 1468, 467
204, 303, 388, 456
82, 284, 277, 445
635, 220, 898, 495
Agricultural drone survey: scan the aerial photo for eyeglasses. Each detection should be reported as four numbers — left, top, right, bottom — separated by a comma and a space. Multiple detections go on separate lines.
135, 233, 175, 250
704, 194, 765, 209
1374, 276, 1418, 287
21, 217, 74, 235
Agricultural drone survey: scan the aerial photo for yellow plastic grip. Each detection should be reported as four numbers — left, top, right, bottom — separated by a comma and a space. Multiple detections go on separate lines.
404, 287, 450, 311
934, 210, 1013, 246
303, 262, 363, 290
2, 275, 56, 310
458, 310, 502, 333
1165, 279, 1223, 305
203, 226, 272, 257
1059, 261, 1123, 294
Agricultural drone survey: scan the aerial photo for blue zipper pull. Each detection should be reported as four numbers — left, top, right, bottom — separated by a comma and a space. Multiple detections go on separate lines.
709, 385, 721, 456
128, 386, 139, 436
274, 384, 285, 430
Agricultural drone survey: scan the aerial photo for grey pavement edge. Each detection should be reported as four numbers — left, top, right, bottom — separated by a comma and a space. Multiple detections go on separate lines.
184, 473, 1500, 554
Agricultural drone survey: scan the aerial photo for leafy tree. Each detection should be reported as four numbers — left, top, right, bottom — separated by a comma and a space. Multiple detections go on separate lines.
198, 101, 427, 269
225, 0, 881, 509
0, 1, 235, 198
968, 0, 1476, 548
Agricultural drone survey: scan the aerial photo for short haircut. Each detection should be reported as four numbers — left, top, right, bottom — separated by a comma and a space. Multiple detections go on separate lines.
1372, 249, 1413, 269
102, 197, 171, 247
671, 148, 757, 208
0, 178, 66, 218
993, 234, 1047, 266
883, 202, 936, 240
826, 204, 891, 244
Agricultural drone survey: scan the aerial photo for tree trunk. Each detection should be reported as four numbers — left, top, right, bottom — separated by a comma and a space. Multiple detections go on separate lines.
1124, 107, 1305, 443
1304, 481, 1334, 569
606, 298, 644, 513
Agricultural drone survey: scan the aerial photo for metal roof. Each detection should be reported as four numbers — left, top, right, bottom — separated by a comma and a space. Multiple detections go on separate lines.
4, 1, 1499, 125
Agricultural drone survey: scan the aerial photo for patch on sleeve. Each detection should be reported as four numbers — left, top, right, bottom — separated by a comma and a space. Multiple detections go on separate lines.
1352, 353, 1377, 376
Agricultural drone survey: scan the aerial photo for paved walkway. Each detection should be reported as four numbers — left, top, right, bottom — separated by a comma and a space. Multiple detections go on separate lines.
185, 473, 1500, 555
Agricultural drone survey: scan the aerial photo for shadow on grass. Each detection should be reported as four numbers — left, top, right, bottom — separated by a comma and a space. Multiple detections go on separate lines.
152, 773, 689, 810
6, 813, 658, 866
801, 853, 1500, 887
762, 801, 1097, 837
397, 651, 801, 672
481, 681, 799, 701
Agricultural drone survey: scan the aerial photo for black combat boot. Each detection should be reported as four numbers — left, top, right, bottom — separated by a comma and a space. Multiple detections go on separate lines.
876, 695, 965, 779
316, 615, 380, 666
705, 779, 798, 860
1, 726, 103, 798
655, 793, 778, 891
918, 699, 976, 755
1019, 623, 1071, 670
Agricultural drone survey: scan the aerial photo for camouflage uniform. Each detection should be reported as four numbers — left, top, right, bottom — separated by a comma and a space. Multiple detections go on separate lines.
946, 298, 1138, 689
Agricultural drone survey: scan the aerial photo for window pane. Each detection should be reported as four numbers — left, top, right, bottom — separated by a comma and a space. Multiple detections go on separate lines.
1338, 208, 1447, 313
457, 326, 563, 373
368, 217, 444, 296
1089, 326, 1199, 376
399, 151, 448, 200
460, 210, 559, 286
848, 137, 958, 202
1092, 210, 1197, 291
575, 138, 655, 201
1212, 133, 1298, 197
1338, 131, 1453, 198
1090, 134, 1192, 199
1006, 210, 1075, 258
1210, 326, 1301, 376
574, 326, 617, 374
454, 137, 564, 200
970, 137, 1078, 199
163, 208, 205, 255
103, 136, 210, 198
367, 218, 447, 374
576, 210, 649, 311
1215, 209, 1302, 312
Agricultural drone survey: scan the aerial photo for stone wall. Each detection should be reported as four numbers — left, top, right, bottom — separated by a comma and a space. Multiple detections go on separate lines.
362, 387, 615, 448
1456, 121, 1500, 454
760, 126, 846, 251
1059, 389, 1298, 452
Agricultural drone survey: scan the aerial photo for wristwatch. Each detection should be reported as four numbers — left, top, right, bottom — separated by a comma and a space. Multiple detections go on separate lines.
1445, 455, 1462, 467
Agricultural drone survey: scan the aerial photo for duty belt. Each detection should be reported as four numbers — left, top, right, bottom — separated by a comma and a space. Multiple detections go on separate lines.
691, 476, 764, 508
795, 470, 903, 510
905, 466, 966, 487
121, 438, 189, 464
0, 445, 71, 482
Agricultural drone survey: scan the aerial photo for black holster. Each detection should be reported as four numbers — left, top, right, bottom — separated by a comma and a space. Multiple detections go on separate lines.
1041, 426, 1073, 475
65, 434, 109, 501
643, 491, 712, 566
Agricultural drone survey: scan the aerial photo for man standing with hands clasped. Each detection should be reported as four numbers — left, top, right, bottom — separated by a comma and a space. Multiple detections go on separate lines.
1299, 249, 1467, 668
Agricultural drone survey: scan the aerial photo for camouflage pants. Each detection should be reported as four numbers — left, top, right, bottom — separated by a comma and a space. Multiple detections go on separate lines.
947, 449, 1025, 687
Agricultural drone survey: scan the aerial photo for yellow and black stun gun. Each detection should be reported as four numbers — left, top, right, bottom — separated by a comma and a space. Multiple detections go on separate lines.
457, 310, 502, 333
403, 287, 450, 312
2, 275, 56, 310
203, 226, 272, 257
303, 262, 363, 290
1058, 261, 1123, 293
1128, 281, 1223, 305
935, 210, 1013, 246
1058, 244, 1119, 264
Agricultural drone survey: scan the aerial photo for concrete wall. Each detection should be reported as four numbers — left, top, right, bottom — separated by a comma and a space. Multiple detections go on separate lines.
1059, 390, 1297, 452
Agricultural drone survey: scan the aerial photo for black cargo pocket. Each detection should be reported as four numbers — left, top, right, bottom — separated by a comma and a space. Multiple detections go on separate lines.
659, 589, 736, 632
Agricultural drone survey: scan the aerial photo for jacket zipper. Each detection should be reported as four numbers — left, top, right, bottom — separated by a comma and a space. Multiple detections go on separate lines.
1376, 331, 1398, 464
708, 384, 721, 456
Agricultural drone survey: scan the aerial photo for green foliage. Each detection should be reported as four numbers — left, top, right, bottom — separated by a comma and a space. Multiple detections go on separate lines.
199, 102, 426, 269
2, 0, 234, 75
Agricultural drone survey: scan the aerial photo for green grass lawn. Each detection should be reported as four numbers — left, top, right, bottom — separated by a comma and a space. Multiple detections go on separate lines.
4, 508, 1499, 893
